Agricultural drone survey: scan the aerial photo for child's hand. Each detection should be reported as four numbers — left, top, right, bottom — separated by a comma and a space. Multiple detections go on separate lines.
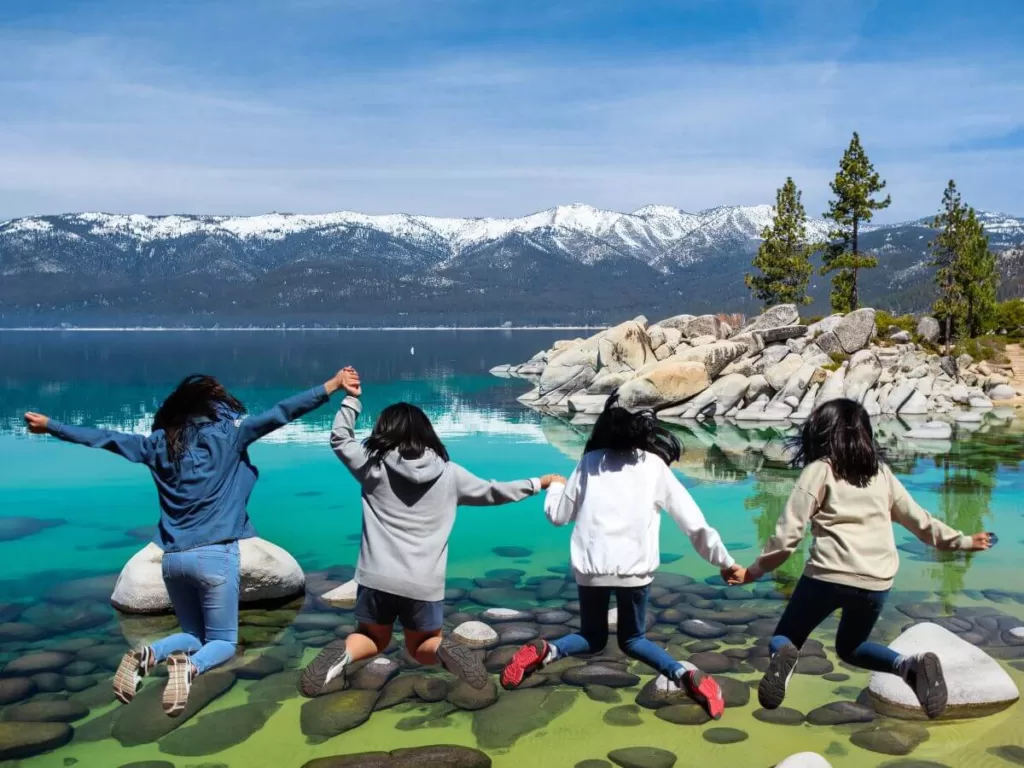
24, 412, 50, 434
540, 474, 566, 489
741, 567, 758, 584
334, 366, 361, 397
721, 564, 745, 585
967, 532, 993, 551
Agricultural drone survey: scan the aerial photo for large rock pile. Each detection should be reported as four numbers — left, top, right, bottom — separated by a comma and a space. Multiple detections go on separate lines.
492, 306, 1022, 421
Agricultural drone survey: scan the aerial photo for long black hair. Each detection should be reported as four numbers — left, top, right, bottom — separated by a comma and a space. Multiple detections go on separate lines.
364, 402, 449, 467
152, 374, 246, 462
584, 391, 682, 466
789, 398, 881, 487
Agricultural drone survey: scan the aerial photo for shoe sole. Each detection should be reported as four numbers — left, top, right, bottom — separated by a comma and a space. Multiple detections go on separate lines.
162, 653, 192, 718
299, 639, 350, 698
112, 651, 141, 705
500, 639, 548, 690
685, 670, 725, 720
758, 643, 799, 710
438, 639, 489, 690
915, 652, 948, 719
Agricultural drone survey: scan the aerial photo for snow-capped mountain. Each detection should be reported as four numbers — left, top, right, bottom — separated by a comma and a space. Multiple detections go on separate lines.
1, 204, 1020, 326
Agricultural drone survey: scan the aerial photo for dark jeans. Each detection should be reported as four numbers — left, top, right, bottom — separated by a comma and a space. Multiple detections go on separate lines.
769, 575, 900, 673
551, 584, 682, 679
353, 586, 444, 632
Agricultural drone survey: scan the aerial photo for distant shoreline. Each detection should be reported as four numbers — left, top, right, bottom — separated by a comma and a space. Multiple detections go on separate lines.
0, 325, 603, 332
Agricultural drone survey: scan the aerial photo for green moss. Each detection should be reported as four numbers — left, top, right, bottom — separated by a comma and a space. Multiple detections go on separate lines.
954, 335, 1009, 364
875, 310, 916, 336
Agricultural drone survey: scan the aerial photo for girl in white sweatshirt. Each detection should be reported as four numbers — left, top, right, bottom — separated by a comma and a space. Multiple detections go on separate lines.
501, 394, 742, 719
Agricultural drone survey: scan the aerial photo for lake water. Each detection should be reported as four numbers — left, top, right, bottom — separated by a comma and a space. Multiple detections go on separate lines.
1, 331, 1022, 768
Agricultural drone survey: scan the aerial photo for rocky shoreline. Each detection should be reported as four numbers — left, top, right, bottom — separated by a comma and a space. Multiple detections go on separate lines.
491, 305, 1022, 425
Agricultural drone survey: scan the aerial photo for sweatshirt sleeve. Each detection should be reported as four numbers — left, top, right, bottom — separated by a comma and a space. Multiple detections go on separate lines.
544, 465, 580, 526
657, 462, 734, 569
236, 385, 330, 447
748, 462, 826, 579
452, 464, 539, 507
329, 396, 371, 478
889, 468, 972, 551
46, 421, 156, 465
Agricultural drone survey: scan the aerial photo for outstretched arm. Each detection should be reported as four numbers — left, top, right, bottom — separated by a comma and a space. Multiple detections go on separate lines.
658, 463, 734, 569
544, 467, 579, 526
26, 412, 156, 465
889, 469, 977, 551
330, 396, 371, 477
452, 464, 543, 507
235, 373, 342, 447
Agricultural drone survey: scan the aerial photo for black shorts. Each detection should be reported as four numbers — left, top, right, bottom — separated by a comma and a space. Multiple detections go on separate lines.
353, 586, 444, 632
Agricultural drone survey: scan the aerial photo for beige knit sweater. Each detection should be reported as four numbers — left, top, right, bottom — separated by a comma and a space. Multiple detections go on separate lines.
748, 459, 973, 591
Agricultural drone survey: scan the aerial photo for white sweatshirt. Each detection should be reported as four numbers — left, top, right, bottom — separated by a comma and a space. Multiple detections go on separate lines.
545, 448, 735, 587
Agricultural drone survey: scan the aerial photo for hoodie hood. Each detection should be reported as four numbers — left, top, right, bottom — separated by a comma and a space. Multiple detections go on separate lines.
381, 449, 447, 485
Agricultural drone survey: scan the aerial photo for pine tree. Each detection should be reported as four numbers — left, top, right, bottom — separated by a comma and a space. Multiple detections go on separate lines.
929, 180, 967, 352
745, 177, 814, 308
821, 132, 891, 312
958, 208, 998, 338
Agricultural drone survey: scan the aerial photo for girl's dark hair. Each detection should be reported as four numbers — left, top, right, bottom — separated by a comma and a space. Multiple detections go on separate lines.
153, 374, 246, 462
584, 391, 682, 466
789, 398, 880, 487
364, 402, 449, 467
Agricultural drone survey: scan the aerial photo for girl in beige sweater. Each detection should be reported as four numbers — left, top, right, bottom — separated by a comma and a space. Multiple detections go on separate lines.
729, 398, 992, 719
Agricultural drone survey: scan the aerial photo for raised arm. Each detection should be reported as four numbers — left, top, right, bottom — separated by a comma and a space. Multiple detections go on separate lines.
235, 378, 338, 447
452, 464, 541, 507
657, 462, 734, 569
330, 396, 371, 478
888, 468, 974, 551
27, 413, 156, 465
544, 466, 580, 526
746, 462, 826, 580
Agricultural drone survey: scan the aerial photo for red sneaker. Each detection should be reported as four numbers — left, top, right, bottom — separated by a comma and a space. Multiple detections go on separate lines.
500, 639, 549, 690
684, 669, 725, 720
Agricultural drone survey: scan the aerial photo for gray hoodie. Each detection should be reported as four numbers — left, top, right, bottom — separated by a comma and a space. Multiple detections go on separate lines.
330, 397, 540, 601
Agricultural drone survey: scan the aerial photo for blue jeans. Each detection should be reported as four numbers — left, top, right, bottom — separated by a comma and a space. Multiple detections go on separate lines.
552, 584, 682, 679
769, 575, 900, 673
151, 541, 240, 674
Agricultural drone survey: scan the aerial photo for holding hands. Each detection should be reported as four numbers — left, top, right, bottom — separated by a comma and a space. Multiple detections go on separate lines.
720, 564, 747, 585
326, 366, 362, 397
540, 474, 567, 489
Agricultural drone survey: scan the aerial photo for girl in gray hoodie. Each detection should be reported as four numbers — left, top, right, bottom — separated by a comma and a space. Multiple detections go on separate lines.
300, 367, 562, 696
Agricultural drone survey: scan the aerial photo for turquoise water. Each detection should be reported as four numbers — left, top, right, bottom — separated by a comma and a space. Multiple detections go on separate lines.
1, 331, 1023, 767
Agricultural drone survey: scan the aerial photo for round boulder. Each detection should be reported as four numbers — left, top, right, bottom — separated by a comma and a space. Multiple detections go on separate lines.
451, 621, 499, 649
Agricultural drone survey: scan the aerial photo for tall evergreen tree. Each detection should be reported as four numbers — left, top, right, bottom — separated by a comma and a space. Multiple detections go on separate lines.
958, 208, 998, 338
821, 132, 891, 312
745, 177, 814, 308
929, 180, 967, 352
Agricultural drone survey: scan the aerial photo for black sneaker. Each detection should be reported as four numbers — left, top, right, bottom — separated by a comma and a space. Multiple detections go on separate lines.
437, 636, 489, 689
299, 640, 351, 698
758, 642, 799, 710
904, 652, 948, 719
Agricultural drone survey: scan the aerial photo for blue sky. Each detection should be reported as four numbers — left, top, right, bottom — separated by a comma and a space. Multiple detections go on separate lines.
1, 0, 1022, 221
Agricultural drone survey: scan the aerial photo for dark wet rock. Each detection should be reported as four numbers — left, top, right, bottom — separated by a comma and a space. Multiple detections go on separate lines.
536, 609, 573, 625
0, 677, 35, 704
607, 746, 677, 768
485, 568, 526, 582
73, 642, 127, 662
658, 608, 687, 624
752, 706, 804, 725
679, 619, 728, 639
446, 678, 500, 711
293, 613, 345, 632
795, 656, 835, 675
472, 687, 577, 749
635, 674, 688, 709
982, 589, 1023, 604
113, 670, 236, 746
350, 657, 401, 690
390, 744, 492, 767
63, 661, 97, 677
159, 701, 281, 756
823, 672, 850, 682
394, 702, 457, 731
538, 624, 571, 640
413, 675, 448, 703
679, 584, 722, 600
492, 546, 532, 558
33, 672, 69, 692
0, 721, 73, 760
64, 674, 98, 693
444, 587, 468, 601
687, 652, 734, 674
707, 609, 760, 625
0, 516, 66, 542
721, 586, 754, 601
474, 578, 516, 589
374, 675, 419, 710
495, 624, 539, 647
703, 726, 748, 744
586, 684, 622, 703
722, 647, 749, 660
660, 552, 683, 564
988, 746, 1024, 765
876, 762, 952, 768
562, 663, 640, 688
236, 653, 286, 680
1, 699, 88, 723
1, 650, 74, 676
655, 702, 710, 725
70, 679, 116, 709
653, 573, 695, 589
721, 633, 748, 645
484, 646, 519, 673
469, 588, 533, 610
575, 762, 612, 768
932, 616, 974, 634
716, 676, 750, 707
47, 573, 120, 604
653, 592, 684, 608
118, 762, 177, 768
536, 579, 566, 600
300, 688, 381, 743
896, 603, 948, 620
0, 602, 25, 623
603, 704, 644, 726
807, 701, 876, 725
247, 669, 301, 704
686, 640, 720, 653
850, 724, 929, 756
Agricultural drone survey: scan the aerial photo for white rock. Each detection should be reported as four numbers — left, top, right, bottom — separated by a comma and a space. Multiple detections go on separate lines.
761, 344, 792, 370
321, 579, 359, 608
898, 390, 930, 415
481, 607, 534, 623
834, 308, 876, 353
969, 395, 994, 409
673, 340, 748, 378
765, 353, 804, 391
688, 334, 716, 347
815, 366, 846, 407
110, 538, 305, 615
515, 361, 545, 376
489, 364, 512, 375
889, 330, 911, 343
738, 304, 799, 334
567, 392, 612, 415
868, 622, 1020, 719
608, 607, 618, 632
597, 319, 655, 375
885, 379, 918, 413
451, 620, 499, 648
844, 350, 881, 403
793, 383, 819, 419
776, 754, 833, 768
863, 387, 881, 416
989, 384, 1019, 401
807, 314, 844, 338
917, 316, 941, 344
905, 421, 953, 439
949, 383, 970, 404
953, 410, 982, 423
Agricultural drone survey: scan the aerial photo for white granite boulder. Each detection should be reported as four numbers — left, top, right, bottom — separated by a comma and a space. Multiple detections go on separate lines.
616, 360, 711, 409
917, 316, 941, 344
110, 538, 305, 615
739, 304, 799, 334
596, 319, 654, 375
321, 579, 359, 608
868, 622, 1020, 719
989, 384, 1018, 401
450, 620, 499, 649
673, 340, 748, 378
843, 351, 882, 403
904, 421, 953, 440
776, 754, 832, 768
834, 308, 876, 353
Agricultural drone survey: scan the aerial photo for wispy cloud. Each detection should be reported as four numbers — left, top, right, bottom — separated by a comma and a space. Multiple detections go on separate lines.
0, 0, 1022, 221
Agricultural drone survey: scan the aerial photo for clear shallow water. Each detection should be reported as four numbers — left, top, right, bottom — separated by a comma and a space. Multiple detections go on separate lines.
1, 331, 1023, 768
